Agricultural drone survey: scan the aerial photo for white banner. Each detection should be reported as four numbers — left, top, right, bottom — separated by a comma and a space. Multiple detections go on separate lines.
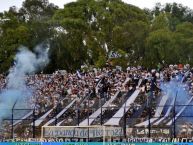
42, 126, 123, 138
42, 126, 170, 138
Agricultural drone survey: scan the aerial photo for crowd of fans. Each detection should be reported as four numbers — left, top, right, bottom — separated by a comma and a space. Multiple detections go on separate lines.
1, 64, 193, 139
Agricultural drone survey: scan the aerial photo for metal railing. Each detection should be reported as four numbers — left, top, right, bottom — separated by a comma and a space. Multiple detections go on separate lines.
1, 103, 193, 140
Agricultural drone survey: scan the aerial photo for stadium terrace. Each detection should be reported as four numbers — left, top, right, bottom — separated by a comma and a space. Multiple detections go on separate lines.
1, 64, 193, 141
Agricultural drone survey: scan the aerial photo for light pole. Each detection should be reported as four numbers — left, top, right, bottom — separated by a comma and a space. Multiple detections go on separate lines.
100, 95, 103, 125
32, 99, 38, 138
123, 96, 127, 138
173, 90, 177, 138
76, 100, 80, 126
148, 91, 151, 138
12, 99, 18, 139
148, 75, 155, 138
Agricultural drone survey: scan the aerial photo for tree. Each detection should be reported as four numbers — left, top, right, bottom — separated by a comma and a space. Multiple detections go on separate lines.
174, 22, 193, 64
2, 0, 193, 72
19, 0, 58, 21
49, 0, 149, 71
145, 29, 178, 67
112, 20, 149, 65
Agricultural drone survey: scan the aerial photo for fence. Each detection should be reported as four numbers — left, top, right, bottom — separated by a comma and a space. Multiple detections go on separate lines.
1, 103, 193, 140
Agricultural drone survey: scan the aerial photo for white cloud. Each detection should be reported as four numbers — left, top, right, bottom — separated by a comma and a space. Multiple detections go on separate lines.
0, 0, 23, 12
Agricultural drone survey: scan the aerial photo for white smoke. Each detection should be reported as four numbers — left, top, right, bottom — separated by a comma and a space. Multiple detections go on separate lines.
0, 44, 49, 122
160, 74, 191, 115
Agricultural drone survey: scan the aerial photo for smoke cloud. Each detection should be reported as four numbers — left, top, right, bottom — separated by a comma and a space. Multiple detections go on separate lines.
160, 74, 191, 115
0, 44, 49, 123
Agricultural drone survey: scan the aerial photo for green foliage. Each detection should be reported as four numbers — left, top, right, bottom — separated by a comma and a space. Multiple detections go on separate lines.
1, 0, 193, 73
95, 53, 106, 68
145, 29, 177, 66
109, 49, 128, 69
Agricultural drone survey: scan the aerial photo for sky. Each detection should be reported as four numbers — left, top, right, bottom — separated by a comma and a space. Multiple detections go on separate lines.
0, 0, 193, 12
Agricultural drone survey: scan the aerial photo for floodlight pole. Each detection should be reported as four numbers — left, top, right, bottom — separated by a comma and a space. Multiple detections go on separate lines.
87, 93, 90, 141
148, 76, 155, 138
12, 99, 18, 139
123, 102, 126, 138
32, 108, 35, 138
76, 100, 80, 126
32, 97, 39, 138
54, 101, 60, 126
173, 91, 177, 138
148, 93, 151, 138
11, 108, 14, 139
100, 94, 103, 125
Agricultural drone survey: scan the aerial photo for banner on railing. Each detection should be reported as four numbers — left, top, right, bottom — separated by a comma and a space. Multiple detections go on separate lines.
42, 126, 170, 138
42, 126, 123, 138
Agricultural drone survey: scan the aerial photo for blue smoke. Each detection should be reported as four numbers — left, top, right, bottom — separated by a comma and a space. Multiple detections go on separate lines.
0, 44, 49, 124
